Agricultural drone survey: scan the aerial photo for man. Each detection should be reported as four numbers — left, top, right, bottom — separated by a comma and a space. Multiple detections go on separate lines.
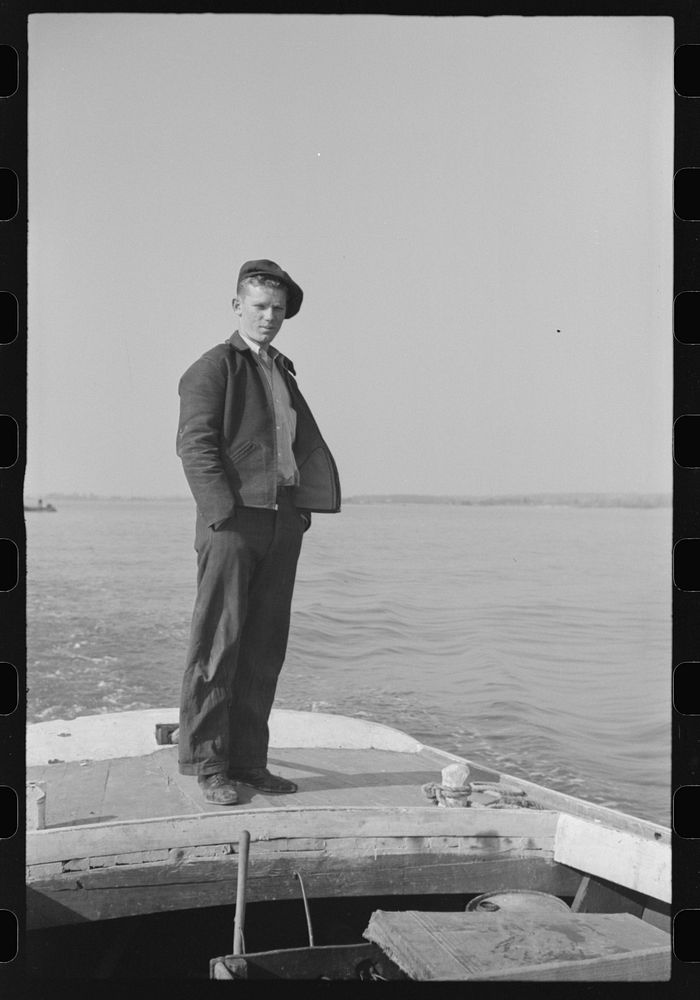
176, 259, 341, 804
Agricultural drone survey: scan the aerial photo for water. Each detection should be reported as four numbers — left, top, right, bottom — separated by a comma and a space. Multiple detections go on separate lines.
27, 498, 671, 824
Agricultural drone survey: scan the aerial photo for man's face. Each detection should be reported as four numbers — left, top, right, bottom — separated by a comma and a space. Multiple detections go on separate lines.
233, 283, 287, 346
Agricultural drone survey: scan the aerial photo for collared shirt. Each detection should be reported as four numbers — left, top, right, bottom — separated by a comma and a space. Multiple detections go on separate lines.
239, 331, 299, 486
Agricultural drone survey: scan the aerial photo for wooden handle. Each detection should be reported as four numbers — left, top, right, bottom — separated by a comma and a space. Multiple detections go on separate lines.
233, 830, 251, 955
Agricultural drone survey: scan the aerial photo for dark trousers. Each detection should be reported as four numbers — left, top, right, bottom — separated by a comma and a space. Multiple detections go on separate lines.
178, 488, 304, 775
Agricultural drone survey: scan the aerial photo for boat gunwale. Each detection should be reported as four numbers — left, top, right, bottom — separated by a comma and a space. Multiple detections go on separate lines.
420, 742, 670, 843
26, 803, 562, 868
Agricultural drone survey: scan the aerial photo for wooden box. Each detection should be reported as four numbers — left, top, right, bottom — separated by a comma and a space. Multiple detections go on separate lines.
364, 909, 671, 980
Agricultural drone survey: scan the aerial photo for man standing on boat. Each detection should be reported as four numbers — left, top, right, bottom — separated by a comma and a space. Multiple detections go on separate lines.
176, 260, 341, 804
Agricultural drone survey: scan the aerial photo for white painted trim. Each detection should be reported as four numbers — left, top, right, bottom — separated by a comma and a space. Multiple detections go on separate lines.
26, 708, 422, 766
554, 813, 671, 904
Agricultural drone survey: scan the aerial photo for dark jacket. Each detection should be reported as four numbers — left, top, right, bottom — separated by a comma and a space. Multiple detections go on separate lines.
177, 332, 341, 526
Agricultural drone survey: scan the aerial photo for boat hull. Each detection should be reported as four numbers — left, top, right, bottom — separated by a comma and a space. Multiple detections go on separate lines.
26, 708, 670, 945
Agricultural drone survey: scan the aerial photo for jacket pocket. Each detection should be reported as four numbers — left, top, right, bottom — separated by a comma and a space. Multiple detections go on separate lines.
227, 440, 257, 462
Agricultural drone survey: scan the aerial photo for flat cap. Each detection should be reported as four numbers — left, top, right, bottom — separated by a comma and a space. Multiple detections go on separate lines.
237, 259, 303, 319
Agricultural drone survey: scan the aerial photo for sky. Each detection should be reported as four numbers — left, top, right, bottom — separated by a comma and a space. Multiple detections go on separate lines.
26, 14, 673, 499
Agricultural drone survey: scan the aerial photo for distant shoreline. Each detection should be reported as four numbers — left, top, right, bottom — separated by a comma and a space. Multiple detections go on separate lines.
34, 492, 671, 508
344, 494, 671, 508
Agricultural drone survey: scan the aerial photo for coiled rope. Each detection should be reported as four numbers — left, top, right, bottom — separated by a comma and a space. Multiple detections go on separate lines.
421, 780, 539, 809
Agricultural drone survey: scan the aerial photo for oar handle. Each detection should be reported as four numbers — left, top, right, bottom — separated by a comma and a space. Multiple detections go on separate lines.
233, 829, 251, 955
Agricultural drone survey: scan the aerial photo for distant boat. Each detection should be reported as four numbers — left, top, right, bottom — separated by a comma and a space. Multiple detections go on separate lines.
24, 499, 57, 512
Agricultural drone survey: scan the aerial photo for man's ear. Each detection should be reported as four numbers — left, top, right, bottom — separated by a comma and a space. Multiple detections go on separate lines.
232, 297, 240, 314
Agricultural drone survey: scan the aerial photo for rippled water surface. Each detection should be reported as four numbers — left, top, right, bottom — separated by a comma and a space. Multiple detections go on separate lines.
27, 499, 671, 824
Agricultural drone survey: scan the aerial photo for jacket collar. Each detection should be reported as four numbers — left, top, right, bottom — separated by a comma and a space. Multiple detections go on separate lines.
226, 330, 296, 376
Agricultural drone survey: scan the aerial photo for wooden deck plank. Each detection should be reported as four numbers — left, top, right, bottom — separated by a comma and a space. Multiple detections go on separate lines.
44, 745, 454, 824
29, 760, 112, 829
263, 746, 446, 782
147, 752, 215, 814
100, 753, 201, 821
263, 747, 440, 808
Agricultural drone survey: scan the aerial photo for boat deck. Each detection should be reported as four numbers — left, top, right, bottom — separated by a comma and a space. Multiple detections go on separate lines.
27, 744, 500, 830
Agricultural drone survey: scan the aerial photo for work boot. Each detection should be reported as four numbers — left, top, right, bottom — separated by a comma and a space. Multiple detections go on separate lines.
229, 767, 297, 794
198, 772, 239, 805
